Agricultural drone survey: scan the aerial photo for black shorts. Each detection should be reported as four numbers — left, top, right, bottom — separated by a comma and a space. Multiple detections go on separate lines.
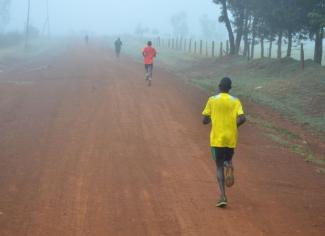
211, 147, 234, 166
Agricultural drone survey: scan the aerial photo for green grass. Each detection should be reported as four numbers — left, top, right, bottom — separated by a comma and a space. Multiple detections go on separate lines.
249, 114, 324, 166
187, 56, 324, 134
119, 37, 325, 170
114, 36, 325, 135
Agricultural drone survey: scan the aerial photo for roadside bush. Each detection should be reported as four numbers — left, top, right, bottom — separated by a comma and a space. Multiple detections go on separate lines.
0, 32, 24, 48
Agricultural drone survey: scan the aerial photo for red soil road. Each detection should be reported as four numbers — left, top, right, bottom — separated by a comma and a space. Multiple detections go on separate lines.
0, 44, 324, 236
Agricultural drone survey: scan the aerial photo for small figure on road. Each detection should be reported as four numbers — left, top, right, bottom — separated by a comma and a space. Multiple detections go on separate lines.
114, 38, 123, 58
85, 35, 89, 45
202, 77, 246, 208
142, 41, 157, 86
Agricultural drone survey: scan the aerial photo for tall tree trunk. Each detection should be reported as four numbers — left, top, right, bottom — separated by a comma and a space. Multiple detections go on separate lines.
220, 0, 235, 55
320, 28, 323, 64
247, 42, 251, 60
314, 27, 323, 64
260, 34, 264, 58
269, 39, 273, 58
243, 15, 250, 57
314, 30, 320, 63
287, 30, 292, 57
235, 9, 245, 55
277, 31, 283, 59
250, 17, 257, 59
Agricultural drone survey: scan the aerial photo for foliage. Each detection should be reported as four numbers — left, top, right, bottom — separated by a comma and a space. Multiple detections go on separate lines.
170, 11, 189, 37
199, 14, 218, 39
28, 25, 40, 38
212, 0, 325, 63
0, 0, 10, 32
0, 32, 23, 48
134, 23, 149, 37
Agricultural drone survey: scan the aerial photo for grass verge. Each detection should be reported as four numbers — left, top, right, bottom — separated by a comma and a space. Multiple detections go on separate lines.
118, 36, 325, 171
0, 37, 67, 65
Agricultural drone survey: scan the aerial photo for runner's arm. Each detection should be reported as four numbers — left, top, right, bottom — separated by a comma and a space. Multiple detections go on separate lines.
202, 98, 211, 125
237, 114, 246, 127
202, 116, 211, 125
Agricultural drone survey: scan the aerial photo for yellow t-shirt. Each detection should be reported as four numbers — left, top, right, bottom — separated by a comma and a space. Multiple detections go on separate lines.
202, 93, 244, 148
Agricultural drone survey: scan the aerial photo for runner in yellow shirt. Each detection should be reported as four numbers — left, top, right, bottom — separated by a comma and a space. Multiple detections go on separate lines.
202, 77, 246, 208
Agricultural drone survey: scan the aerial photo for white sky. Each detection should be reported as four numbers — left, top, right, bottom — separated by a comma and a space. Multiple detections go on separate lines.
8, 0, 225, 37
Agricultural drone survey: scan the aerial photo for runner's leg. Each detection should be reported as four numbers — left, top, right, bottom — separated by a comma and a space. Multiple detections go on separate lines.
145, 65, 149, 80
148, 64, 153, 81
214, 148, 226, 199
225, 148, 235, 187
147, 65, 153, 86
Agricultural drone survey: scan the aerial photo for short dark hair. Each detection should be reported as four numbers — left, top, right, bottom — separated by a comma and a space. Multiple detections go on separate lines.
147, 41, 152, 46
219, 77, 232, 92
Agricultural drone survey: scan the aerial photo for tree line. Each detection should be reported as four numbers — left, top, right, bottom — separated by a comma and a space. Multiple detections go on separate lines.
0, 0, 10, 33
213, 0, 325, 64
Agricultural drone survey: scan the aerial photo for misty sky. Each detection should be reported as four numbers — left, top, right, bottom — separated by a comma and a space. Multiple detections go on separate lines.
8, 0, 225, 37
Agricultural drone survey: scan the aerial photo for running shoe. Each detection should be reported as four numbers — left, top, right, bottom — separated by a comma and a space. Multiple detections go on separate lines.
216, 197, 227, 208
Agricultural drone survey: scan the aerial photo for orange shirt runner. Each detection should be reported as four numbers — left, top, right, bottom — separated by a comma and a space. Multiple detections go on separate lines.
142, 46, 157, 65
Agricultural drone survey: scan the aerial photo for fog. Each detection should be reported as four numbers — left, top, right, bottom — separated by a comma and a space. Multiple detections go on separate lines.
7, 0, 226, 38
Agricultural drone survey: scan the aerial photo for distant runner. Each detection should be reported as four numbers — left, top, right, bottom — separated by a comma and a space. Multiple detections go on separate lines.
142, 41, 157, 86
114, 38, 123, 57
202, 77, 246, 208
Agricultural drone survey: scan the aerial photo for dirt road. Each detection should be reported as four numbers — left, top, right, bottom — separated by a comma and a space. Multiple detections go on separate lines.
0, 43, 324, 236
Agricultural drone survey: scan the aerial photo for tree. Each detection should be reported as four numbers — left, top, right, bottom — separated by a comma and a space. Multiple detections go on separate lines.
213, 0, 236, 55
170, 12, 189, 37
28, 25, 39, 38
199, 14, 218, 39
212, 0, 325, 63
308, 0, 325, 64
0, 0, 10, 33
135, 23, 149, 37
228, 0, 247, 54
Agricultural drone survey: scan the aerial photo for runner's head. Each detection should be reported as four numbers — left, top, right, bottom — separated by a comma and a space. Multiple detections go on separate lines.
219, 77, 232, 93
147, 41, 152, 46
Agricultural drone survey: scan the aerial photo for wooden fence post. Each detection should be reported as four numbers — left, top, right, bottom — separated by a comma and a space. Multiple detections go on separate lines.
189, 39, 192, 53
301, 43, 305, 70
205, 41, 208, 56
261, 36, 264, 58
199, 40, 203, 55
194, 41, 197, 54
220, 42, 223, 57
247, 43, 251, 61
212, 41, 215, 57
226, 40, 229, 55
